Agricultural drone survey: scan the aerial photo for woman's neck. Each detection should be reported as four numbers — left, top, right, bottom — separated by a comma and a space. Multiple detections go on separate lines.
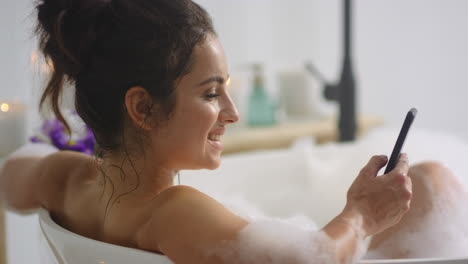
97, 152, 178, 200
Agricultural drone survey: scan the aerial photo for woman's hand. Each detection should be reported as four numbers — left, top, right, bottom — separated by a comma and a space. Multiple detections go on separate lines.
344, 154, 412, 237
322, 154, 411, 263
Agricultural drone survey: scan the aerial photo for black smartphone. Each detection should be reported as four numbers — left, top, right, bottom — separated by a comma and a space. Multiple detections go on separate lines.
384, 108, 418, 174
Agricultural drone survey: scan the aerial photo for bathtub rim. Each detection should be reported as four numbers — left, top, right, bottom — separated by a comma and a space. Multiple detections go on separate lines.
359, 256, 468, 263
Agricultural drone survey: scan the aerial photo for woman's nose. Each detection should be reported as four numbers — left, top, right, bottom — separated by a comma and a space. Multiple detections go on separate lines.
220, 96, 240, 124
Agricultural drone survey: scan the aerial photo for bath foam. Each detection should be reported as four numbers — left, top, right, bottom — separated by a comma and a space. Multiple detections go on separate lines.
204, 195, 369, 264
212, 219, 337, 264
365, 183, 468, 259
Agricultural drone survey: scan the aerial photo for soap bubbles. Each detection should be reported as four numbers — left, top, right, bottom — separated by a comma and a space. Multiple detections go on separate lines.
203, 196, 368, 264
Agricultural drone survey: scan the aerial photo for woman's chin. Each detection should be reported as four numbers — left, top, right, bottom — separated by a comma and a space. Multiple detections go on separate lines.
183, 157, 220, 170
204, 156, 221, 170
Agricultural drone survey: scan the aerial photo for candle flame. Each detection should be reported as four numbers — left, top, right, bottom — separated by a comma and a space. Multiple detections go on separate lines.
226, 77, 231, 86
1, 103, 10, 113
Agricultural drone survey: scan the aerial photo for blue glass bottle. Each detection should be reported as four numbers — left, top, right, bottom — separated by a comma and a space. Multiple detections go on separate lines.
247, 64, 276, 127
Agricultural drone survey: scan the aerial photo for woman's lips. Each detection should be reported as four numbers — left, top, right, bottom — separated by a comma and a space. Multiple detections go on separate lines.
207, 127, 225, 151
207, 136, 223, 151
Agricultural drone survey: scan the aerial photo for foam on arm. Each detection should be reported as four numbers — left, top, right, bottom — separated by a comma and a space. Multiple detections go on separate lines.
208, 217, 370, 264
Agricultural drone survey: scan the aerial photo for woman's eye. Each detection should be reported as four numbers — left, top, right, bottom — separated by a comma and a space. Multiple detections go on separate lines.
205, 93, 220, 100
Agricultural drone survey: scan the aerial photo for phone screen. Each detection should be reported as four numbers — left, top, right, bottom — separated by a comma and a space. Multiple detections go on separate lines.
384, 108, 418, 174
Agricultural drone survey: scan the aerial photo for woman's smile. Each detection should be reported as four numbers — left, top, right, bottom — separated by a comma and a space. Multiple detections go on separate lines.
207, 134, 223, 151
207, 127, 226, 151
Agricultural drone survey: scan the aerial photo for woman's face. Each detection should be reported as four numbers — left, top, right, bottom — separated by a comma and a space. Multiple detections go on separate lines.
150, 35, 239, 170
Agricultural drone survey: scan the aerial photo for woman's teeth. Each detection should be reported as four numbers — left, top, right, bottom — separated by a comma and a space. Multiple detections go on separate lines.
208, 134, 221, 141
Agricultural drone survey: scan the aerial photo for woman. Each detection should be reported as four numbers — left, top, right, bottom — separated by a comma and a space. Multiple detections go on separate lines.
0, 0, 458, 263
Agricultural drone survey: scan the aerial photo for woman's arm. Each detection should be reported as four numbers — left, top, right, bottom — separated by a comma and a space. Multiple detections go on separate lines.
1, 155, 47, 211
146, 185, 249, 264
322, 209, 366, 264
146, 156, 410, 264
0, 146, 91, 213
144, 186, 358, 264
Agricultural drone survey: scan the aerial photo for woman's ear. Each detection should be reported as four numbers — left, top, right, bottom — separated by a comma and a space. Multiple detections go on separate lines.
125, 86, 155, 130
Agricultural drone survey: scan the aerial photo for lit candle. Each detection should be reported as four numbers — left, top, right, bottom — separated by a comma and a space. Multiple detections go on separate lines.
0, 101, 27, 157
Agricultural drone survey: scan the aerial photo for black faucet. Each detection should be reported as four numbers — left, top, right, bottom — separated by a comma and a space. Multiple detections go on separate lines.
306, 0, 357, 142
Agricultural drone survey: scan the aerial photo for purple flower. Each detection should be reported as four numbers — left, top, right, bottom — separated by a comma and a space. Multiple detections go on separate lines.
30, 115, 96, 155
30, 136, 42, 143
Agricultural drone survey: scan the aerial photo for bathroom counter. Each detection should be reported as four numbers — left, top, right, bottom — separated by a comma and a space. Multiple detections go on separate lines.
223, 115, 384, 154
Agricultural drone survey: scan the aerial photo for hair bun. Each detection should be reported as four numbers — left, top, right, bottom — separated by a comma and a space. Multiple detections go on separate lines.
36, 0, 111, 78
37, 0, 110, 12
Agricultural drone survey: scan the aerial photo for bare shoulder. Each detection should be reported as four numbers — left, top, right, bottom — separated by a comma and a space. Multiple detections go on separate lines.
40, 151, 96, 190
153, 185, 227, 212
42, 150, 95, 173
152, 185, 248, 232
141, 185, 248, 263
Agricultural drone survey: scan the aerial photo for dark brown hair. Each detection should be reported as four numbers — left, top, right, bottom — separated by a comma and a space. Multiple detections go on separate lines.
36, 0, 216, 154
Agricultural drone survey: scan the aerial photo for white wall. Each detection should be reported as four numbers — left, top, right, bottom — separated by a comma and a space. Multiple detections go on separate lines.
0, 0, 39, 136
3, 0, 467, 137
196, 0, 468, 138
0, 0, 36, 100
1, 1, 41, 263
354, 0, 468, 136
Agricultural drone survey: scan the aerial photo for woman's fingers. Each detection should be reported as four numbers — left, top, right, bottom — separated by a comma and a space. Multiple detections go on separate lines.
359, 155, 388, 179
386, 153, 412, 200
404, 176, 413, 204
392, 153, 410, 176
388, 173, 413, 201
378, 153, 412, 216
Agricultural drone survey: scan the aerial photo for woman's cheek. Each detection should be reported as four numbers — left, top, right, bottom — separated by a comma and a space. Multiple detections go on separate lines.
206, 103, 220, 120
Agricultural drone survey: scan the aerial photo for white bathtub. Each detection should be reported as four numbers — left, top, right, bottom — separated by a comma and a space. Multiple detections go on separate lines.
360, 259, 468, 264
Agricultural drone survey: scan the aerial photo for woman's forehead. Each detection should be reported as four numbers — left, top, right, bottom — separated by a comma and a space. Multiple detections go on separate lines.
191, 36, 227, 76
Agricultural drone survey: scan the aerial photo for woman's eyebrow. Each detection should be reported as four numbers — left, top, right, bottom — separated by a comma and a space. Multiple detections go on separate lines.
197, 74, 230, 86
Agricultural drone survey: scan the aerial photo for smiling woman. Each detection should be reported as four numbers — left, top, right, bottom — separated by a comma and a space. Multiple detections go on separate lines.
127, 34, 239, 171
0, 0, 438, 263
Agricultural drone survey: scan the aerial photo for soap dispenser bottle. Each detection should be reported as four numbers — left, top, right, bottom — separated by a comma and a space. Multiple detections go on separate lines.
247, 64, 276, 127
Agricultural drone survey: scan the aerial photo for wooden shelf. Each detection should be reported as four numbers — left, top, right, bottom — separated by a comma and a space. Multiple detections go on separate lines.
223, 115, 384, 155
